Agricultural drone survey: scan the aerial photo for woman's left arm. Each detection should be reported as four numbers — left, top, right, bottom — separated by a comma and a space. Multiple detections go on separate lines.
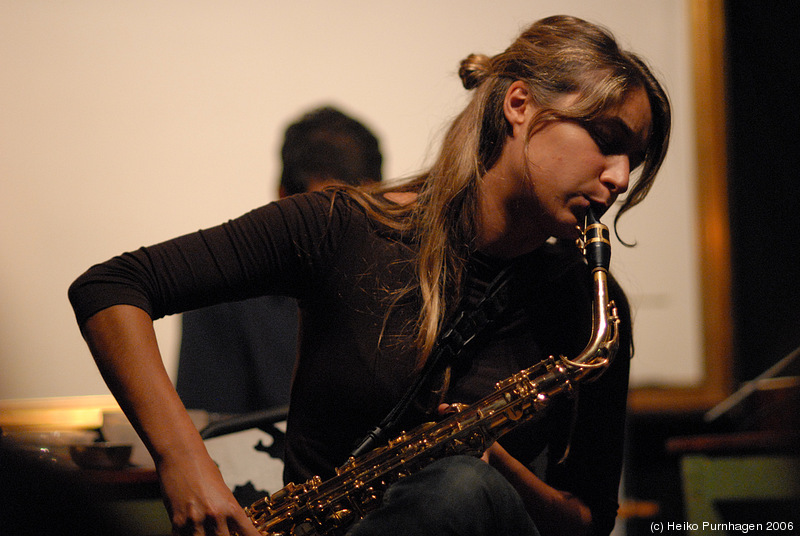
479, 273, 632, 536
483, 443, 593, 536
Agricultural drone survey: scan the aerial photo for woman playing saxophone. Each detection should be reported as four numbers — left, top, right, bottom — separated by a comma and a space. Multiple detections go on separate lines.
69, 14, 670, 536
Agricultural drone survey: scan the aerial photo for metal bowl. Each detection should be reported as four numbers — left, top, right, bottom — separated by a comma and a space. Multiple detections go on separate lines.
4, 430, 100, 465
69, 442, 133, 470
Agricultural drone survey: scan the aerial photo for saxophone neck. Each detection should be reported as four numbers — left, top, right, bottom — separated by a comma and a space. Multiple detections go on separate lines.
561, 208, 620, 371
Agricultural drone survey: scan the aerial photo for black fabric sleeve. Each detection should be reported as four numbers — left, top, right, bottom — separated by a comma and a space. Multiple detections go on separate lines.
68, 191, 349, 326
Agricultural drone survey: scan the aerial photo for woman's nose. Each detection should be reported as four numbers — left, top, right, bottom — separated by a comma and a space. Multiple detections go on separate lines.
600, 155, 630, 195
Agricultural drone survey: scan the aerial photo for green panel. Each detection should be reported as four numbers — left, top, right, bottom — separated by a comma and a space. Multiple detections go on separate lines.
680, 454, 800, 535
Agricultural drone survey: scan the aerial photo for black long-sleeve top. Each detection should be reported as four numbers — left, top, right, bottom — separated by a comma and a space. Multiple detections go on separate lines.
69, 190, 632, 536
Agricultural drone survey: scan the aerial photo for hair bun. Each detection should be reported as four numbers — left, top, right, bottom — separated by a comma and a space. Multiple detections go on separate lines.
458, 53, 491, 90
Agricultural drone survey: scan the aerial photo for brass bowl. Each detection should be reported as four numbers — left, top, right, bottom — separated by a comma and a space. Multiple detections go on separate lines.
69, 443, 133, 470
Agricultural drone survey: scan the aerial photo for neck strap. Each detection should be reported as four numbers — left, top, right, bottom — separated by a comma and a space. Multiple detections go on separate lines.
349, 260, 519, 458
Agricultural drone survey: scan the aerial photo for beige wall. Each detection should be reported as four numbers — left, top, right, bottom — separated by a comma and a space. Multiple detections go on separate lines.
0, 0, 699, 400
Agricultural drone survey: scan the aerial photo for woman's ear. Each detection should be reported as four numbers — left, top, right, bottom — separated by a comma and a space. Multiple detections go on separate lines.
503, 81, 532, 136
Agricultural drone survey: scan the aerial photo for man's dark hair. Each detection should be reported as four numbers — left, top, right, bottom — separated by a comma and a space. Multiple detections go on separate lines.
280, 106, 383, 195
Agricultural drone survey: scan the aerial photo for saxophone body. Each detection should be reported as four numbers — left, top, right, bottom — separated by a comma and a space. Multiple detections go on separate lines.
246, 210, 621, 536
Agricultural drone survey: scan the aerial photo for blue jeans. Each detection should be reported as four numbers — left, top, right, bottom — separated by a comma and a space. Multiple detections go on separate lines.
346, 455, 540, 536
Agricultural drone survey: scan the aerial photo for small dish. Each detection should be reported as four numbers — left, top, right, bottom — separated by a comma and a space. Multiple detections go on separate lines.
69, 442, 133, 470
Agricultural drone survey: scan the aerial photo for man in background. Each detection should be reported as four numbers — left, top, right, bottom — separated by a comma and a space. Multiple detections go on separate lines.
176, 106, 383, 415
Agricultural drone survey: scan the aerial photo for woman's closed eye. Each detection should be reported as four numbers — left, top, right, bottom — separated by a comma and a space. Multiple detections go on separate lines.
582, 118, 646, 170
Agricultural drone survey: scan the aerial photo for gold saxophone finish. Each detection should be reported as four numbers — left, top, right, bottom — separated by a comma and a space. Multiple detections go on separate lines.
246, 211, 620, 536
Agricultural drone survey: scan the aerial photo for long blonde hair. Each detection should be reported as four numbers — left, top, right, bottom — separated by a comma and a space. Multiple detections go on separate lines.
346, 15, 671, 368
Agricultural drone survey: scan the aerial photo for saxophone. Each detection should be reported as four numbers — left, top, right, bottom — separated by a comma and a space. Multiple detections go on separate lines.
246, 209, 620, 536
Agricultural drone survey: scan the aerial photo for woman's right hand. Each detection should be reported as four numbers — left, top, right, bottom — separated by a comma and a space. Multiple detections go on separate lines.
79, 305, 262, 536
157, 451, 262, 536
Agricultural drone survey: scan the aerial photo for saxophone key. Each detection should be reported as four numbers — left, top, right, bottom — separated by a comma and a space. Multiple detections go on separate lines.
325, 508, 355, 528
388, 432, 410, 447
268, 482, 298, 503
503, 403, 524, 421
532, 392, 550, 411
290, 520, 318, 536
336, 457, 357, 475
358, 486, 383, 510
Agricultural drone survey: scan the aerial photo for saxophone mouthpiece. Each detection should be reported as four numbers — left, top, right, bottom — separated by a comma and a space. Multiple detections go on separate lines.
584, 207, 611, 271
585, 206, 600, 228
